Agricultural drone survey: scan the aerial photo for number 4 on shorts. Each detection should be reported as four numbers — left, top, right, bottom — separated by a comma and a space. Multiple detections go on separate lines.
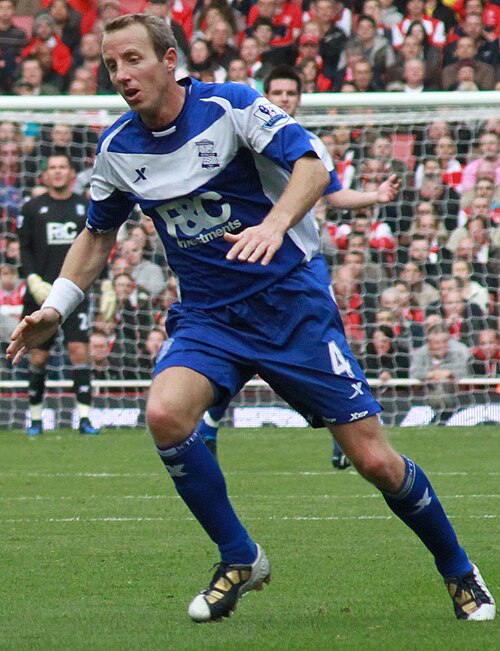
328, 340, 354, 378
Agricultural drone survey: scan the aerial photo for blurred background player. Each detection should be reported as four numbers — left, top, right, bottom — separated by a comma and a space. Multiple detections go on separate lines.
196, 64, 351, 470
17, 153, 99, 435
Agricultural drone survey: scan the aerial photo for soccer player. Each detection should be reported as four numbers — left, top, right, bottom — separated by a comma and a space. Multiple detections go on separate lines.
7, 14, 495, 623
196, 64, 350, 470
17, 154, 99, 435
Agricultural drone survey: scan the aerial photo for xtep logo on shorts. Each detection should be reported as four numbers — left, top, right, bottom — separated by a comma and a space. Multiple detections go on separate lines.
349, 411, 369, 421
254, 104, 290, 129
157, 192, 241, 249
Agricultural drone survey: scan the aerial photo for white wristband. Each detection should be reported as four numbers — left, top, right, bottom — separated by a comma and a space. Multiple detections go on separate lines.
42, 278, 85, 324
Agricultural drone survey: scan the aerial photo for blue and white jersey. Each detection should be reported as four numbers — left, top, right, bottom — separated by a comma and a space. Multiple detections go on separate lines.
87, 78, 342, 309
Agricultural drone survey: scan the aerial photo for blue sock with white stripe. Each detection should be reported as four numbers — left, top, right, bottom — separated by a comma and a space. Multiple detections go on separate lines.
156, 432, 256, 565
382, 456, 473, 578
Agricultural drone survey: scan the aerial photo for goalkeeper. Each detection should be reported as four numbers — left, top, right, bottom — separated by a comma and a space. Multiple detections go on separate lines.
17, 154, 99, 436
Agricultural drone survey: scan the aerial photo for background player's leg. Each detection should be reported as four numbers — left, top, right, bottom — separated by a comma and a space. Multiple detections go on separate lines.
67, 341, 99, 434
196, 401, 231, 460
332, 437, 351, 470
27, 348, 49, 435
147, 367, 256, 564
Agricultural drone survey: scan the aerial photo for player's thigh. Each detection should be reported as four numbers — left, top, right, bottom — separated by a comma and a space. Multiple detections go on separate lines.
146, 366, 216, 443
62, 302, 90, 346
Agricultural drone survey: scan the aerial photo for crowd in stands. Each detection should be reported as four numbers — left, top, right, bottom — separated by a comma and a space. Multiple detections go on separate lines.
0, 0, 498, 399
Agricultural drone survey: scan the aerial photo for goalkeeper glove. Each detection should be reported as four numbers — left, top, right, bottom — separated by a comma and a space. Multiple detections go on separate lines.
27, 274, 53, 305
99, 279, 117, 322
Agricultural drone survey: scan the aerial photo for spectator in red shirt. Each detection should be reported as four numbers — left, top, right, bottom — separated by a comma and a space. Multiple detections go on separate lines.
392, 0, 446, 49
452, 0, 500, 38
22, 13, 72, 78
247, 0, 302, 48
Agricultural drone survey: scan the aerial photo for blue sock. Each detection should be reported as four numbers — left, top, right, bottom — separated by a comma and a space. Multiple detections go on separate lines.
156, 432, 256, 565
382, 456, 473, 579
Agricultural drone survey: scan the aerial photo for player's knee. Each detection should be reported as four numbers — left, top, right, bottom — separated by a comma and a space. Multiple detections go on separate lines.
146, 400, 192, 446
353, 450, 402, 491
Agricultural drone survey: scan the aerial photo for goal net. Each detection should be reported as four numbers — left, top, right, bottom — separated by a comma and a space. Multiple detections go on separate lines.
0, 92, 498, 430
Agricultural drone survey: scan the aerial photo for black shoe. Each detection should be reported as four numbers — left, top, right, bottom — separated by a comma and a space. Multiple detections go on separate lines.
332, 452, 351, 470
445, 564, 496, 620
188, 544, 271, 622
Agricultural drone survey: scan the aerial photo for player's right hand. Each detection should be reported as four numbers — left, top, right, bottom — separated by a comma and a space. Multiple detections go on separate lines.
6, 308, 61, 366
27, 274, 53, 305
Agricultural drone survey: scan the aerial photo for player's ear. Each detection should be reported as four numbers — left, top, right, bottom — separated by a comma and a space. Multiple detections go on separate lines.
163, 47, 177, 73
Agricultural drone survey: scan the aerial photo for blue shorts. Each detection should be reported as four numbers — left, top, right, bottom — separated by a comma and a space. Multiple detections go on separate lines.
154, 259, 381, 427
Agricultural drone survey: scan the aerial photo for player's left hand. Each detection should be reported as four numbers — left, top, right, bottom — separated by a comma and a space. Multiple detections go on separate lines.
376, 174, 401, 203
224, 223, 284, 266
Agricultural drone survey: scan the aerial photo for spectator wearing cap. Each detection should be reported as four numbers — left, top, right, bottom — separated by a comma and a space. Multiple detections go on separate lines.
295, 32, 322, 68
21, 13, 72, 78
441, 36, 496, 90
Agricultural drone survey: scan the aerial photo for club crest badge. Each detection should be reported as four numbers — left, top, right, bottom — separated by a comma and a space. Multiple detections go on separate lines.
195, 139, 220, 169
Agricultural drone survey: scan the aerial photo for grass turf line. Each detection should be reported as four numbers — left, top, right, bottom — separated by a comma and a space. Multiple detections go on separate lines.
0, 425, 498, 650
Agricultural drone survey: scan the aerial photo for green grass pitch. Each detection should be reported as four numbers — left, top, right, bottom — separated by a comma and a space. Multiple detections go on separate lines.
1, 425, 498, 650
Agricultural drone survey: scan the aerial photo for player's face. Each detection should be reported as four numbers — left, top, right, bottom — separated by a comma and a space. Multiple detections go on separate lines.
45, 157, 73, 191
265, 79, 301, 117
102, 23, 178, 128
